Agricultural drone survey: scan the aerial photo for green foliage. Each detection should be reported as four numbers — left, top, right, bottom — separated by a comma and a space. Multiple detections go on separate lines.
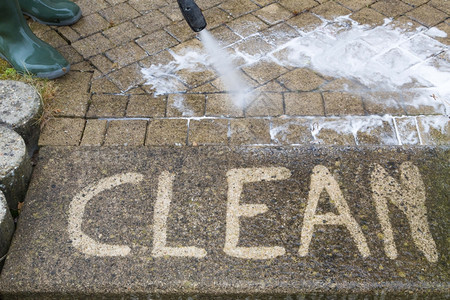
0, 60, 20, 80
1, 67, 17, 79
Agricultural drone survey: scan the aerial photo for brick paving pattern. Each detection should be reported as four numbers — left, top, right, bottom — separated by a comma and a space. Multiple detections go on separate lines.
14, 0, 449, 146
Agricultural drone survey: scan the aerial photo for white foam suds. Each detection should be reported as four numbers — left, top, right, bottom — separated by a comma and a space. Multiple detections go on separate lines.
427, 27, 448, 38
418, 115, 449, 133
172, 94, 194, 116
270, 114, 450, 146
270, 16, 449, 113
141, 30, 253, 111
394, 116, 422, 145
270, 115, 399, 145
141, 15, 449, 116
140, 50, 207, 95
309, 115, 398, 145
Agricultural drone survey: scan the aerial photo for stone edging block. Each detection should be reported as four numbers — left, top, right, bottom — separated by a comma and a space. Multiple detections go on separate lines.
0, 80, 42, 156
0, 191, 13, 267
0, 126, 32, 209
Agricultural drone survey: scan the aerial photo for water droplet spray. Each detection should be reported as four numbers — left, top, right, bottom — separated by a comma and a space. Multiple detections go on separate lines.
177, 0, 252, 108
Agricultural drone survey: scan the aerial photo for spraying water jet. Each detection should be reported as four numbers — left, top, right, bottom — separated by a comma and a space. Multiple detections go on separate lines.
173, 0, 253, 108
177, 0, 207, 32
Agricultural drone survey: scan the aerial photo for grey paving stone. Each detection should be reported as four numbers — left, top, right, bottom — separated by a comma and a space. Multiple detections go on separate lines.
0, 81, 42, 155
0, 126, 32, 210
0, 146, 448, 298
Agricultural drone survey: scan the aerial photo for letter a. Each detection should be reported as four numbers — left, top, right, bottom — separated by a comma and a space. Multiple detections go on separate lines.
371, 162, 438, 262
299, 165, 370, 257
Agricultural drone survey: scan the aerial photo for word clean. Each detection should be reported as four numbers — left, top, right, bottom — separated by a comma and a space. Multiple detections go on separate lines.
68, 162, 438, 262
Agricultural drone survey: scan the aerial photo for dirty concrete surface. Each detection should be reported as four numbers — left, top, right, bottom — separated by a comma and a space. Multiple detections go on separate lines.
0, 0, 449, 297
0, 146, 448, 298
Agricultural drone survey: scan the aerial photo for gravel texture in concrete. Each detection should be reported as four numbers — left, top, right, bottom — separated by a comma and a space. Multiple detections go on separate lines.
0, 146, 448, 298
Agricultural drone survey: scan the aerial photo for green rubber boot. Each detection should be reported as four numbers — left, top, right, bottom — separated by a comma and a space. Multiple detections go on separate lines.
0, 0, 70, 79
19, 0, 82, 26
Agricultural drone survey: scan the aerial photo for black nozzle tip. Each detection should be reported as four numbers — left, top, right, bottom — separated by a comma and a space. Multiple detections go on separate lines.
177, 0, 207, 32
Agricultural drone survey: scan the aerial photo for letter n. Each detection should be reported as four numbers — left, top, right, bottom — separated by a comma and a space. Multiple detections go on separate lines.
371, 162, 438, 262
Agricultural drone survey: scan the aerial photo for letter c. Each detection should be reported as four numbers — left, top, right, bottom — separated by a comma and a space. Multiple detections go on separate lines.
68, 172, 144, 257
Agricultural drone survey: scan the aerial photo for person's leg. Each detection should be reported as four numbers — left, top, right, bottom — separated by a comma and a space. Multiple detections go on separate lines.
19, 0, 81, 26
0, 0, 70, 79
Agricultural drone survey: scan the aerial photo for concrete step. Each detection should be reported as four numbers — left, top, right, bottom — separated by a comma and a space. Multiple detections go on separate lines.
0, 146, 448, 299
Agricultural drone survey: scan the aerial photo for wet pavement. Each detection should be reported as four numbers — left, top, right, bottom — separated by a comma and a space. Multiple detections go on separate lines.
13, 0, 448, 147
0, 0, 449, 297
0, 146, 449, 298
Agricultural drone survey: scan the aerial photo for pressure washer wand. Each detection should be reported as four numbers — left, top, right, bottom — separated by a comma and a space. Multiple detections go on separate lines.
177, 0, 207, 32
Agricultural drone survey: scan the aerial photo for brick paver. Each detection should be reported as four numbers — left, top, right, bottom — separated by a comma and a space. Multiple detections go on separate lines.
103, 119, 147, 145
5, 0, 447, 147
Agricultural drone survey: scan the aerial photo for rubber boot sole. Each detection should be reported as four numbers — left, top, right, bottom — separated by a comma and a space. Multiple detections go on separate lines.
0, 52, 70, 79
23, 9, 82, 26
